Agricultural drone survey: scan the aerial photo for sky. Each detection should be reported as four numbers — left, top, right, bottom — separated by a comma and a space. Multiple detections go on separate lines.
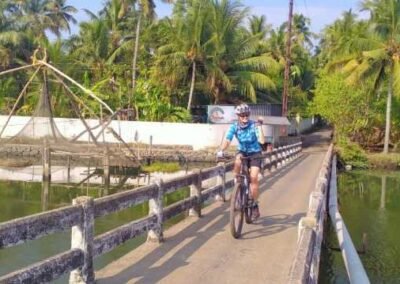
66, 0, 367, 36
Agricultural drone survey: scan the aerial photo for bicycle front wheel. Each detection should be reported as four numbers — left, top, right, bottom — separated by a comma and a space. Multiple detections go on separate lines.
244, 192, 253, 224
230, 183, 244, 238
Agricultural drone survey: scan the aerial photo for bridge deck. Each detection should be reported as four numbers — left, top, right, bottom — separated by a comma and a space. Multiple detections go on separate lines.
96, 129, 331, 284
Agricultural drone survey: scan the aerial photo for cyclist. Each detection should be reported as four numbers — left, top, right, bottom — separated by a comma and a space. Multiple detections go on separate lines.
217, 103, 263, 219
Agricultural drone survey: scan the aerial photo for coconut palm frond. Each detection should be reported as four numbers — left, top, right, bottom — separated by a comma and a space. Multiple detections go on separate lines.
157, 43, 179, 55
231, 71, 276, 92
345, 59, 371, 85
346, 36, 382, 53
0, 31, 24, 46
156, 51, 187, 66
237, 80, 256, 102
326, 54, 359, 71
342, 59, 361, 74
234, 55, 281, 73
362, 48, 387, 60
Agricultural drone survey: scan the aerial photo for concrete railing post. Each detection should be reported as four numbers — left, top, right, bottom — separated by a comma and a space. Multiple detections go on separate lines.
189, 169, 202, 217
147, 179, 164, 242
265, 153, 272, 174
215, 163, 226, 202
69, 196, 95, 284
282, 146, 287, 165
277, 147, 282, 169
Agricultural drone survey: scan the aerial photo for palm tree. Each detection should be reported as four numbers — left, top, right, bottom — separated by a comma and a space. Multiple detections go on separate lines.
205, 0, 279, 103
335, 0, 400, 153
248, 15, 271, 39
153, 0, 210, 110
131, 0, 174, 111
154, 0, 279, 105
44, 0, 78, 38
318, 10, 368, 64
9, 0, 77, 41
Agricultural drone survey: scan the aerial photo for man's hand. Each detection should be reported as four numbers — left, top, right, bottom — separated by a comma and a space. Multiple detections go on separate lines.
216, 150, 224, 158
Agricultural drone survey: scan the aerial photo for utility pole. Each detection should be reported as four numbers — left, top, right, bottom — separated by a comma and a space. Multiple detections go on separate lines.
282, 0, 294, 117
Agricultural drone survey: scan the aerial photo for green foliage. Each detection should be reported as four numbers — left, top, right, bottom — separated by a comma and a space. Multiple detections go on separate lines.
135, 80, 191, 122
310, 72, 372, 138
141, 161, 180, 173
336, 137, 368, 168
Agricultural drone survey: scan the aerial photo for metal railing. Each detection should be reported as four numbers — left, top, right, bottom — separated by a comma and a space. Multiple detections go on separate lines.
0, 142, 302, 283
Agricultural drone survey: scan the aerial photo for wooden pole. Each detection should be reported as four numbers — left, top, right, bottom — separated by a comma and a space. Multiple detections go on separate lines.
42, 139, 51, 182
282, 0, 294, 117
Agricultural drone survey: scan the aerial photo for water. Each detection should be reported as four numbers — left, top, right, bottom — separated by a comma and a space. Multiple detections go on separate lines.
0, 165, 195, 282
319, 170, 400, 283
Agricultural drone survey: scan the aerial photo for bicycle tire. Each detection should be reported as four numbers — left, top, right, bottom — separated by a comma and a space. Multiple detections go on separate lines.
230, 183, 244, 238
244, 192, 253, 224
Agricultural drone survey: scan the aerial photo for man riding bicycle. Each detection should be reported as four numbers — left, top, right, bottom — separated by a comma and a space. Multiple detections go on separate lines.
217, 103, 263, 220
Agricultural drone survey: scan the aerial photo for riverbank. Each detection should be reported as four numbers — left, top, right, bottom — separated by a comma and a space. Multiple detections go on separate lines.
335, 139, 400, 170
367, 152, 400, 170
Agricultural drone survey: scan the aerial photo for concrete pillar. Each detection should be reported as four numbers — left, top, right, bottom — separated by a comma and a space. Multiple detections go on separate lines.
215, 162, 226, 202
42, 139, 51, 182
277, 147, 282, 169
189, 169, 202, 217
69, 196, 95, 284
147, 179, 164, 242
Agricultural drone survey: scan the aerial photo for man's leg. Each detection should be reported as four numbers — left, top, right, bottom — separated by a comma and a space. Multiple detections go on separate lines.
233, 153, 243, 177
249, 166, 260, 200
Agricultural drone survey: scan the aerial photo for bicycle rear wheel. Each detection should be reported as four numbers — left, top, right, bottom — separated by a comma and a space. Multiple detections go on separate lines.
230, 183, 244, 238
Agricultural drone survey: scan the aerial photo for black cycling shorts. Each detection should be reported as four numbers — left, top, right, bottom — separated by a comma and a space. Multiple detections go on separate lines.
236, 151, 262, 168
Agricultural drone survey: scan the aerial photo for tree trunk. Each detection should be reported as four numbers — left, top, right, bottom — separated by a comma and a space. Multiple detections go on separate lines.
132, 13, 141, 119
187, 61, 196, 110
383, 75, 392, 154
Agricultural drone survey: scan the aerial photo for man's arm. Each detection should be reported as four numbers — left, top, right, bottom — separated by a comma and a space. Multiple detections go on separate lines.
220, 139, 231, 151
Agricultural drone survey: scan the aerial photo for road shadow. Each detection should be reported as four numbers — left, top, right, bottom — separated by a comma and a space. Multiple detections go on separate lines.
241, 212, 305, 240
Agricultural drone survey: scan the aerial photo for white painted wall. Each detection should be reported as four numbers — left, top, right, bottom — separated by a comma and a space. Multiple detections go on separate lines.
0, 115, 232, 150
0, 115, 292, 150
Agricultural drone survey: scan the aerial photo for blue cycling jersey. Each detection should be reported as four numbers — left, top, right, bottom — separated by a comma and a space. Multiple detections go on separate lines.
225, 120, 262, 153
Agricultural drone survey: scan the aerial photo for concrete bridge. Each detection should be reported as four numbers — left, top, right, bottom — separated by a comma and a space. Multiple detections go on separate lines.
96, 129, 332, 284
0, 128, 332, 284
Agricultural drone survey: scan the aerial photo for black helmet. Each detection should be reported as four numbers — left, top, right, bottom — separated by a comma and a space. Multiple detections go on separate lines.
235, 103, 250, 116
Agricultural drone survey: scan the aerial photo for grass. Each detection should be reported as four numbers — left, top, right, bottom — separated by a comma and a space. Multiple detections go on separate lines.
141, 161, 181, 173
366, 153, 400, 170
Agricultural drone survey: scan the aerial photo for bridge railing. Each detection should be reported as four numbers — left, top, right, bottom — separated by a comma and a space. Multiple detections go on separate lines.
289, 147, 370, 284
0, 142, 302, 283
289, 143, 333, 283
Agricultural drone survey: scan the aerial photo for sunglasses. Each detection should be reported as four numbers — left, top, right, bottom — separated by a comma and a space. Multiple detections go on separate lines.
238, 114, 249, 118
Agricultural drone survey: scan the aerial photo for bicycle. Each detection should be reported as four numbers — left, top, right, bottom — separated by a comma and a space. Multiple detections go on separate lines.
229, 155, 262, 239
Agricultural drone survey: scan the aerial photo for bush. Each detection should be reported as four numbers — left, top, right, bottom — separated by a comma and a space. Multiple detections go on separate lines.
336, 138, 368, 169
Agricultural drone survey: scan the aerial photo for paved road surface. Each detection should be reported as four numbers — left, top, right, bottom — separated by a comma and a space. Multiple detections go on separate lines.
96, 128, 332, 284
